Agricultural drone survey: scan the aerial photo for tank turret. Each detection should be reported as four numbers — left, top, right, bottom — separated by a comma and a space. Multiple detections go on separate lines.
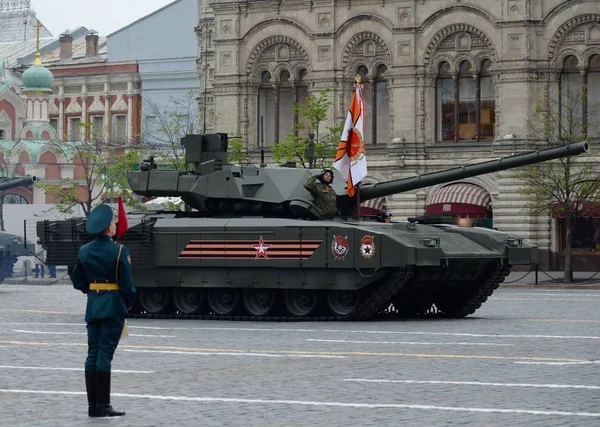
0, 175, 38, 192
127, 134, 589, 219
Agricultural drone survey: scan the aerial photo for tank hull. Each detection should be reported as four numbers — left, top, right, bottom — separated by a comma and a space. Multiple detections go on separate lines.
37, 215, 536, 319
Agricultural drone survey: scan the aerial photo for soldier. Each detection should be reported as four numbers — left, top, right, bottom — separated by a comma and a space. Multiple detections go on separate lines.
377, 209, 392, 223
304, 168, 339, 217
71, 204, 137, 418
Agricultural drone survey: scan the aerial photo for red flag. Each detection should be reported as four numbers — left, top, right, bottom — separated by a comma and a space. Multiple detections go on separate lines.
116, 196, 128, 239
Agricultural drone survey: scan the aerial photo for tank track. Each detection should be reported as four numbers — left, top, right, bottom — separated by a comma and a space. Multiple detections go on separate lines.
437, 263, 511, 318
128, 266, 416, 322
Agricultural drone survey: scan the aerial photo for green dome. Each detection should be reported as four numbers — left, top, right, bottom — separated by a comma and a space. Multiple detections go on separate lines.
22, 54, 53, 93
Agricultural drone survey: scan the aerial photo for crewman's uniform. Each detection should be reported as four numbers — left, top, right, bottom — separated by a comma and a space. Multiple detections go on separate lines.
71, 204, 136, 418
304, 170, 339, 217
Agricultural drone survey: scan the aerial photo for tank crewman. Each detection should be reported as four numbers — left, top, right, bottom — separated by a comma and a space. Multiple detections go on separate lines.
377, 209, 392, 223
70, 204, 137, 418
304, 168, 339, 217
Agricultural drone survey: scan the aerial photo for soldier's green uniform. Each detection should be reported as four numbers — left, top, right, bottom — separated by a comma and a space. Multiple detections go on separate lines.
71, 204, 136, 418
304, 170, 339, 217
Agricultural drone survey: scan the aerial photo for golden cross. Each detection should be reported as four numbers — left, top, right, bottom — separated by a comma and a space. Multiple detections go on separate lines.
33, 21, 43, 53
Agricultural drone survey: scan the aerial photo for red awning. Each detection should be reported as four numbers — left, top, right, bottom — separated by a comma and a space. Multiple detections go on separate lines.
551, 202, 600, 219
426, 183, 492, 218
360, 197, 385, 216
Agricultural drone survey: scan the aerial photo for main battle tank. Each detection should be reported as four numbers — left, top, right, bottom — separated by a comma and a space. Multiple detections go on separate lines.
1, 176, 38, 283
37, 135, 589, 320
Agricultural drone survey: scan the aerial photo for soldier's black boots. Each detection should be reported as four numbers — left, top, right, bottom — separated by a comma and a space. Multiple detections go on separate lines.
94, 371, 125, 417
85, 371, 96, 417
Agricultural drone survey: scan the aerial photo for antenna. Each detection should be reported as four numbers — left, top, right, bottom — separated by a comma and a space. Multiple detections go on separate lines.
260, 115, 265, 167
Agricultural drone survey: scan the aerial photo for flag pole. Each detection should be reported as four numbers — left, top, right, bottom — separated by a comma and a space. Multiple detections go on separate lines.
354, 74, 361, 222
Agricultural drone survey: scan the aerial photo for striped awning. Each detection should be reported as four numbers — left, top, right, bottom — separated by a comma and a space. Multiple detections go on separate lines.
428, 183, 491, 210
360, 197, 385, 212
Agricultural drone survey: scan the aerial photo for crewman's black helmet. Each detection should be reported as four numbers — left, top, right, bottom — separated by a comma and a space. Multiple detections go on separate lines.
319, 168, 334, 183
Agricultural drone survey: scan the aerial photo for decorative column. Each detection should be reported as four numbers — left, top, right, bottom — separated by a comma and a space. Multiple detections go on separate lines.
104, 83, 110, 140
127, 81, 133, 144
58, 86, 64, 141
80, 84, 87, 140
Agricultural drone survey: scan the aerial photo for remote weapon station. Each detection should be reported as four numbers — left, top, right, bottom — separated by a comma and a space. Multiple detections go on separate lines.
37, 135, 588, 320
1, 176, 37, 283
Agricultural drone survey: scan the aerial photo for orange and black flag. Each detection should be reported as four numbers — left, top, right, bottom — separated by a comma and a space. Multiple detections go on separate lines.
333, 77, 367, 197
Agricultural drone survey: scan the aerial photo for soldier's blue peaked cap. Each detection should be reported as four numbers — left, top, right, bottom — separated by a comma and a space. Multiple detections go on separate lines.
86, 204, 114, 234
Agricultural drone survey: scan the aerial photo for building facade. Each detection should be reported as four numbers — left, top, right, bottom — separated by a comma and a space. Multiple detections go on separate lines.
108, 0, 200, 142
200, 0, 600, 269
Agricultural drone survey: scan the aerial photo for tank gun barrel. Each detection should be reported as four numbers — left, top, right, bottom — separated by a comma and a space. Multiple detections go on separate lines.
0, 175, 38, 192
359, 142, 589, 201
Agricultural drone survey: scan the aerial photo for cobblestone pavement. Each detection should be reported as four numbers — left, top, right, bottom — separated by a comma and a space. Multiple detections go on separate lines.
0, 284, 598, 427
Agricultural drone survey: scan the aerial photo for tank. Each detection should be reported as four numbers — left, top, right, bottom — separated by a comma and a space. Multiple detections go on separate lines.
1, 176, 38, 283
36, 136, 589, 320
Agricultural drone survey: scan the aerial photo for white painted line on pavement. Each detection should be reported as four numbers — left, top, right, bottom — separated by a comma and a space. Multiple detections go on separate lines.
515, 360, 600, 366
0, 389, 598, 418
509, 293, 600, 297
0, 365, 154, 374
10, 330, 175, 338
123, 349, 346, 359
344, 379, 600, 390
3, 324, 598, 340
121, 326, 600, 341
307, 339, 511, 347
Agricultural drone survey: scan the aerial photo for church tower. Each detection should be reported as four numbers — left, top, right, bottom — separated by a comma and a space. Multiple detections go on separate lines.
20, 21, 56, 140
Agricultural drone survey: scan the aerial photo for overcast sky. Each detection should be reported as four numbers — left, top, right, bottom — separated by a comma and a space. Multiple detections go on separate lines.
31, 0, 177, 36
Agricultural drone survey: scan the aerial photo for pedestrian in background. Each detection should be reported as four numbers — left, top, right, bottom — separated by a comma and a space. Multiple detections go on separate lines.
70, 204, 137, 418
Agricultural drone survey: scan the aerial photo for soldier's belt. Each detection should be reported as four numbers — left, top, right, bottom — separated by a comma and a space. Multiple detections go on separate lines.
89, 283, 120, 291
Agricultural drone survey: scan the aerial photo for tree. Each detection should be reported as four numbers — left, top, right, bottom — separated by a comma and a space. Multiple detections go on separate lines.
227, 135, 249, 166
271, 88, 344, 168
38, 135, 142, 218
0, 141, 17, 231
513, 87, 600, 282
141, 90, 201, 171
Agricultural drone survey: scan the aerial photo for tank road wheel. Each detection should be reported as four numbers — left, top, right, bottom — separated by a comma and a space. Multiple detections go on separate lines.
207, 288, 242, 316
243, 289, 277, 317
139, 288, 173, 315
284, 290, 319, 317
173, 288, 206, 315
326, 290, 359, 317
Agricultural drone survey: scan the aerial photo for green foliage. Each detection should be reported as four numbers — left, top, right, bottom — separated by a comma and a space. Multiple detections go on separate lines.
270, 88, 343, 168
512, 88, 600, 281
227, 134, 249, 166
38, 140, 142, 217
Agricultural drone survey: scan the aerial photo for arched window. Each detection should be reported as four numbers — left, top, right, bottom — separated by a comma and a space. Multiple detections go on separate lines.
354, 65, 390, 145
560, 56, 583, 136
258, 71, 275, 145
479, 60, 495, 140
257, 69, 310, 145
587, 55, 600, 137
436, 60, 496, 142
374, 65, 390, 144
437, 62, 455, 141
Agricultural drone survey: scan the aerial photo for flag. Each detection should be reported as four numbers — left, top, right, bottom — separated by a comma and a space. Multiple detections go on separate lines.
333, 81, 367, 197
116, 196, 128, 239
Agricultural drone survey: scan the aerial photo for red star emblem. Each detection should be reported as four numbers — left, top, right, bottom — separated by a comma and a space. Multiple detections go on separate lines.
252, 236, 270, 259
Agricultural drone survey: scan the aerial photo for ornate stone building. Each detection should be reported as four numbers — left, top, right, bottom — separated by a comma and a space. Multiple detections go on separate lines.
198, 0, 600, 269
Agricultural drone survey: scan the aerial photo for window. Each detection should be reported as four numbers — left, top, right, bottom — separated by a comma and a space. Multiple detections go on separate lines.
257, 69, 309, 145
4, 193, 28, 204
354, 65, 390, 144
49, 118, 58, 134
436, 60, 496, 142
112, 115, 126, 142
91, 116, 104, 142
69, 117, 81, 141
0, 129, 4, 140
561, 55, 600, 137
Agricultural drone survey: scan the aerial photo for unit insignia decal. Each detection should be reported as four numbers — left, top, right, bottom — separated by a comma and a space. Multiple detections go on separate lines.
332, 235, 349, 260
359, 235, 375, 259
252, 236, 271, 259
